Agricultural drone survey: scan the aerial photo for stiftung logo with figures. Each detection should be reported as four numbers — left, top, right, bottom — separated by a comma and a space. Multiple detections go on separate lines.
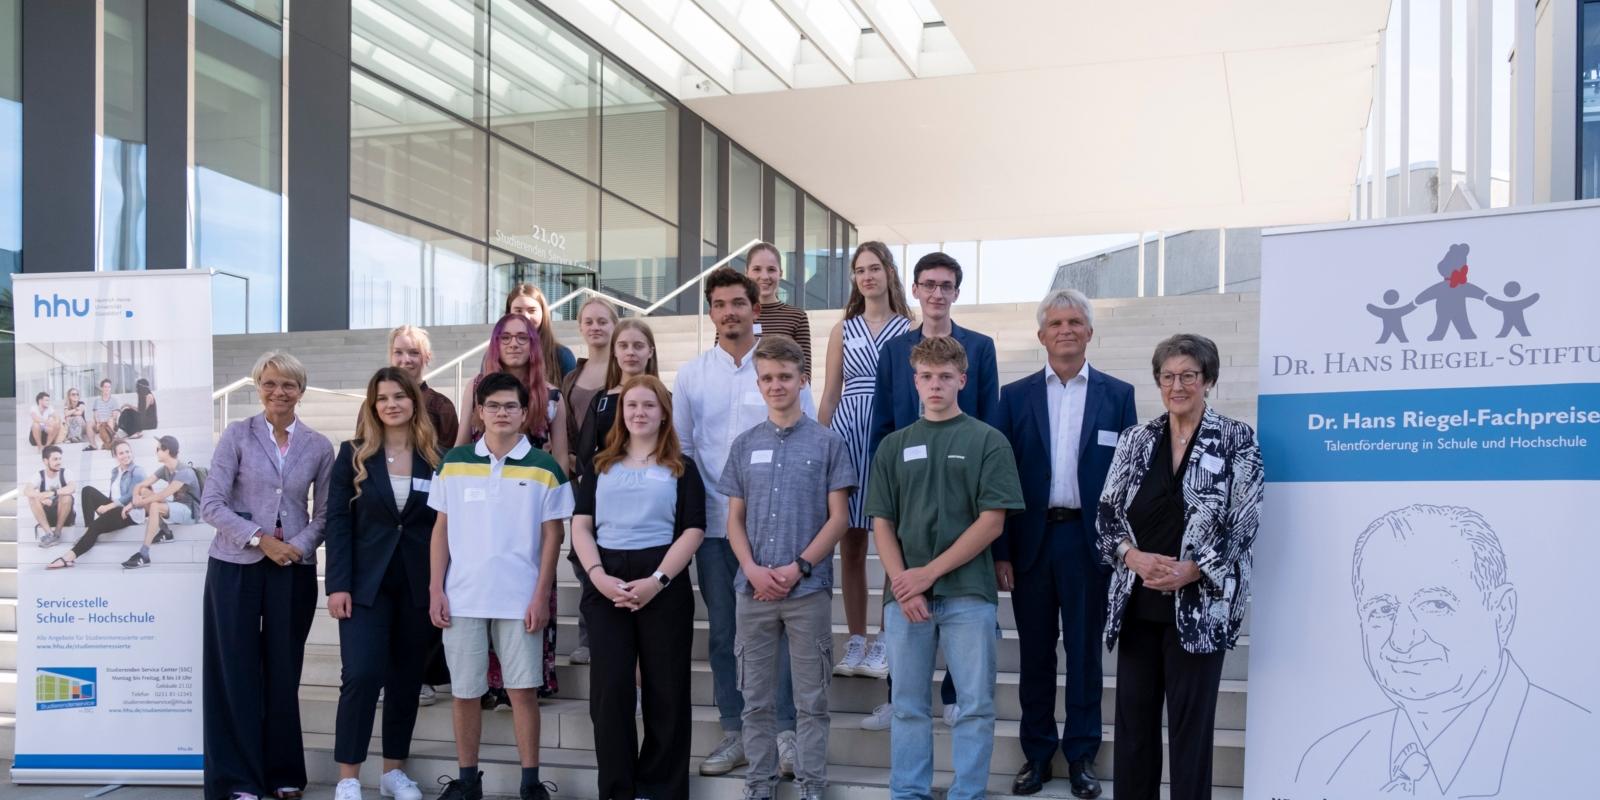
1365, 243, 1540, 345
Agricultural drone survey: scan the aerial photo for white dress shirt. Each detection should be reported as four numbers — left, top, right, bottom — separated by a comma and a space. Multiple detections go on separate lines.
1045, 362, 1091, 509
672, 339, 816, 539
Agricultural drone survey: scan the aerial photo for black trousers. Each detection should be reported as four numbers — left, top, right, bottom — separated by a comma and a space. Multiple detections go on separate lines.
73, 486, 134, 557
334, 554, 432, 763
1112, 618, 1226, 800
1013, 518, 1108, 764
582, 544, 693, 800
202, 558, 318, 800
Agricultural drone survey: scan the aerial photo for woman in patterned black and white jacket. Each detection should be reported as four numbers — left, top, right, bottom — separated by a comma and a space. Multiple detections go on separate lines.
1095, 333, 1264, 800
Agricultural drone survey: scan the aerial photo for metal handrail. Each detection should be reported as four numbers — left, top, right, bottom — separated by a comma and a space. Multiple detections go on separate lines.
421, 238, 761, 408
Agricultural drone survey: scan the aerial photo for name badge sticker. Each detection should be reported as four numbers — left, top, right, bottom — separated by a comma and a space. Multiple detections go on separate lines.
743, 391, 766, 406
1199, 454, 1225, 475
751, 449, 774, 464
411, 477, 432, 492
1098, 430, 1120, 448
752, 323, 764, 336
845, 336, 870, 350
464, 488, 487, 502
903, 445, 928, 462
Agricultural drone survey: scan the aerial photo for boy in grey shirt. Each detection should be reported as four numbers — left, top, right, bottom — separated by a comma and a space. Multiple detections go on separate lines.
121, 435, 199, 568
722, 335, 856, 800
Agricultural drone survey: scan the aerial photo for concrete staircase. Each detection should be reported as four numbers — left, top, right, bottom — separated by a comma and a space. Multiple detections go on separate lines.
4, 294, 1262, 797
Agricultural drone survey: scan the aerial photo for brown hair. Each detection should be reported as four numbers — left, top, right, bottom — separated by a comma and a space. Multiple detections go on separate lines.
350, 367, 441, 502
703, 266, 759, 306
745, 241, 781, 269
909, 335, 968, 374
504, 283, 565, 385
592, 375, 686, 478
753, 334, 806, 375
605, 318, 660, 389
843, 241, 914, 321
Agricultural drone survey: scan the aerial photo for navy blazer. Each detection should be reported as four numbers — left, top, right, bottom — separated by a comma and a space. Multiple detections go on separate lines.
323, 441, 439, 609
868, 321, 999, 459
988, 365, 1137, 568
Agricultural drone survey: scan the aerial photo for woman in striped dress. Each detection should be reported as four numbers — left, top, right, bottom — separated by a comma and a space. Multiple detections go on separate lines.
818, 241, 914, 686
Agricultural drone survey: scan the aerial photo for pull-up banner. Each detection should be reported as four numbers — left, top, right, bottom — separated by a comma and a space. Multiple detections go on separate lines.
1243, 202, 1600, 800
12, 271, 214, 785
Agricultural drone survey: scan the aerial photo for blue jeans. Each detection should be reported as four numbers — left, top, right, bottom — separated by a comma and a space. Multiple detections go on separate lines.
696, 537, 795, 732
883, 596, 998, 800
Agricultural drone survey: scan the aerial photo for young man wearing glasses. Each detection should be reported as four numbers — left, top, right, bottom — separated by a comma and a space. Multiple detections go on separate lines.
429, 372, 573, 800
862, 251, 1000, 730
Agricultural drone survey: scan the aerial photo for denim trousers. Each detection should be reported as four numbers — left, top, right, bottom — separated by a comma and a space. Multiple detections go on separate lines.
736, 590, 833, 797
883, 596, 998, 800
696, 537, 795, 731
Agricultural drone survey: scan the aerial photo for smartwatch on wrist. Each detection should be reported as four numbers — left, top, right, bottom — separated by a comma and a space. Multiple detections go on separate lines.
652, 570, 671, 587
795, 557, 813, 579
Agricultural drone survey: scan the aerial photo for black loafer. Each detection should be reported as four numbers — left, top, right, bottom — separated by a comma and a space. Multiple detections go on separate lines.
1068, 758, 1103, 799
1012, 760, 1053, 795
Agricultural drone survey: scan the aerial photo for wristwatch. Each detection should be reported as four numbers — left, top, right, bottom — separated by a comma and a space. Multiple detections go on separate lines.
248, 531, 262, 548
1115, 539, 1135, 561
795, 556, 813, 579
653, 570, 671, 587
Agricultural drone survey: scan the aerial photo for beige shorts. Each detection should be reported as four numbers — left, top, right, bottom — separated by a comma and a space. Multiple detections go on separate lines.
440, 616, 542, 697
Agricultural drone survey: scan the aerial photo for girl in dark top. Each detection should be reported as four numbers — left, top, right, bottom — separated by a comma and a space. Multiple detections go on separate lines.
117, 378, 157, 436
574, 319, 660, 486
571, 374, 706, 800
559, 297, 619, 664
325, 367, 442, 800
742, 241, 814, 373
504, 283, 577, 384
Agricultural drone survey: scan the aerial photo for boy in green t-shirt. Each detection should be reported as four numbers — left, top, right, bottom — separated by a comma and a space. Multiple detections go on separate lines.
865, 336, 1025, 800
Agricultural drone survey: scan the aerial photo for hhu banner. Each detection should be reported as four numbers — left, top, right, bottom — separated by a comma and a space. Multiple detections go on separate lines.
1242, 202, 1600, 800
12, 271, 214, 784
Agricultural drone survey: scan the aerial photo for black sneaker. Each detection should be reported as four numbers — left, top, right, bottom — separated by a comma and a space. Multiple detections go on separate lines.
153, 522, 174, 544
521, 780, 557, 800
479, 690, 497, 711
122, 552, 151, 569
436, 772, 483, 800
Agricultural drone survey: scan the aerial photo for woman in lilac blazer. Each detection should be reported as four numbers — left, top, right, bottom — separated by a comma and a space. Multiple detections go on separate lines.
200, 351, 335, 800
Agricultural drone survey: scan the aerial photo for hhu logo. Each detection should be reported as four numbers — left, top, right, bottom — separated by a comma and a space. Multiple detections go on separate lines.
32, 293, 91, 318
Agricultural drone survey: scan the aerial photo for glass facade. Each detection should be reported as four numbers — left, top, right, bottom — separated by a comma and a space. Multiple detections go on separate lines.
195, 0, 284, 334
1582, 0, 1600, 199
101, 0, 146, 271
0, 0, 19, 316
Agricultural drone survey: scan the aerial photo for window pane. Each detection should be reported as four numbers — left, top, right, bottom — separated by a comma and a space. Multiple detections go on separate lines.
803, 196, 827, 309
601, 60, 677, 223
701, 125, 719, 248
2, 0, 23, 303
1582, 1, 1600, 199
729, 145, 761, 253
774, 176, 797, 303
196, 0, 283, 333
228, 0, 281, 22
601, 193, 675, 304
102, 0, 146, 271
489, 0, 598, 180
351, 69, 487, 240
490, 139, 598, 274
352, 0, 486, 124
351, 200, 487, 329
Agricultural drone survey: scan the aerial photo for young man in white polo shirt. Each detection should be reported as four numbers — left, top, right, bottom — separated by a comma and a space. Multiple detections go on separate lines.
429, 372, 573, 800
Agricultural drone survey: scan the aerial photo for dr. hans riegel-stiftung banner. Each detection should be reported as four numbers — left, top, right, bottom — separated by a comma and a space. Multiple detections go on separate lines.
12, 271, 214, 784
1243, 202, 1600, 800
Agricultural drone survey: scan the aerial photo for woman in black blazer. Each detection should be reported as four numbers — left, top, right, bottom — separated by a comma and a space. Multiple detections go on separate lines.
324, 367, 444, 800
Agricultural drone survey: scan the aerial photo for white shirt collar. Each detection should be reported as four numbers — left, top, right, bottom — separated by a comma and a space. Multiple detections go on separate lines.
1043, 362, 1093, 387
711, 339, 758, 368
474, 434, 533, 462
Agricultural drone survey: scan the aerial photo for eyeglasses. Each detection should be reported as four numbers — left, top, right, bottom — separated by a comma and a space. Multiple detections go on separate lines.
498, 333, 530, 345
483, 402, 523, 415
259, 380, 302, 393
915, 281, 958, 296
1157, 371, 1203, 388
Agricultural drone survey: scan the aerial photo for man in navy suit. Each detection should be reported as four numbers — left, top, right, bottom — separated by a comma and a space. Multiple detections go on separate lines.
864, 251, 1000, 728
989, 288, 1137, 798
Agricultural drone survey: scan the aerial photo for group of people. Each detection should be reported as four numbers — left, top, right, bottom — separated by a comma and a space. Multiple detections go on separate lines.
27, 377, 158, 453
193, 244, 1262, 800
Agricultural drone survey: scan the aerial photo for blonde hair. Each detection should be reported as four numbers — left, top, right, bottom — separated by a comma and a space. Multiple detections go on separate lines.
605, 318, 660, 389
388, 324, 435, 358
251, 351, 308, 390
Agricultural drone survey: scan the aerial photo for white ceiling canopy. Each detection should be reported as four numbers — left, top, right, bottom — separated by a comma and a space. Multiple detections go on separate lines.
540, 0, 974, 98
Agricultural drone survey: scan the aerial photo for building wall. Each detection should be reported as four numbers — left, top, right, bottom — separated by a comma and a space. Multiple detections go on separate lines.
1051, 228, 1262, 299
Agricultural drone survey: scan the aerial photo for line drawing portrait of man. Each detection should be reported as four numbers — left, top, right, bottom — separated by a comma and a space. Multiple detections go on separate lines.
1295, 504, 1591, 798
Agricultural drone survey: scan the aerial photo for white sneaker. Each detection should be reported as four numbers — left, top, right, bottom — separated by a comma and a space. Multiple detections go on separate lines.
861, 702, 893, 731
379, 768, 423, 800
570, 645, 592, 664
856, 638, 889, 679
942, 703, 960, 727
418, 685, 436, 706
777, 729, 797, 779
833, 635, 866, 676
334, 778, 363, 800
